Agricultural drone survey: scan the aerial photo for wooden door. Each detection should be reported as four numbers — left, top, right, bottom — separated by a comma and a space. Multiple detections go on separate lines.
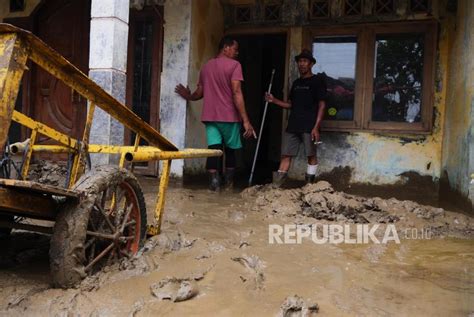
32, 0, 90, 144
126, 6, 164, 176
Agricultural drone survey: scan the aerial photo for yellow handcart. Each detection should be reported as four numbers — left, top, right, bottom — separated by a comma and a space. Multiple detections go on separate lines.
0, 24, 221, 288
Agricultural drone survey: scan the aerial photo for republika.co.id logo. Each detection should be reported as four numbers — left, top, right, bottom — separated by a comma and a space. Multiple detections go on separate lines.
268, 224, 416, 244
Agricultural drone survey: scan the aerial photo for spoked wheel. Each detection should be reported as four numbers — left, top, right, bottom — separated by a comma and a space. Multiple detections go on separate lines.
50, 165, 147, 288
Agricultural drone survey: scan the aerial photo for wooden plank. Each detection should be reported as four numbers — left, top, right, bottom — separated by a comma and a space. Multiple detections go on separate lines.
0, 179, 79, 198
0, 187, 58, 220
0, 220, 53, 234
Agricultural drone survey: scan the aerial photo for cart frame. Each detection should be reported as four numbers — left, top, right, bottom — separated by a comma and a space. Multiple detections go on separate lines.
0, 23, 221, 237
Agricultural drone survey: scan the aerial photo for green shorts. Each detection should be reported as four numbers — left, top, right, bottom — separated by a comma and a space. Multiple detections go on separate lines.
205, 122, 242, 149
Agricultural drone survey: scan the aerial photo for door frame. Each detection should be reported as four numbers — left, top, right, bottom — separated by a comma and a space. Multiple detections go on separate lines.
125, 6, 164, 176
5, 0, 90, 144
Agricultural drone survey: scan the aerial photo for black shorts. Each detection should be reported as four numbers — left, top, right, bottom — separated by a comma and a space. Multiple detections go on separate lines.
281, 132, 316, 157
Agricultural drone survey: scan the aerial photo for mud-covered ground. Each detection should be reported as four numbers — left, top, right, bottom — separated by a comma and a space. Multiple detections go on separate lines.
0, 177, 473, 316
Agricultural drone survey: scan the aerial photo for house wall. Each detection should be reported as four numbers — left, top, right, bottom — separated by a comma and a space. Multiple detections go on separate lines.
159, 0, 193, 176
89, 0, 130, 166
0, 0, 41, 21
441, 0, 474, 209
285, 25, 447, 197
182, 0, 463, 206
183, 0, 224, 174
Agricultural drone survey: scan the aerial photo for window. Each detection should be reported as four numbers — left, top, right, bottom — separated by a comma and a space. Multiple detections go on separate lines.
344, 0, 363, 16
372, 33, 424, 123
410, 0, 430, 13
306, 22, 436, 133
265, 4, 281, 21
309, 0, 330, 19
374, 0, 394, 15
10, 0, 25, 12
313, 36, 357, 122
235, 6, 252, 23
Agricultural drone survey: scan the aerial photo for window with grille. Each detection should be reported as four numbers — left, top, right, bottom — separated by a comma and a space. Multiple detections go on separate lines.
235, 6, 252, 23
309, 0, 330, 19
410, 0, 430, 13
374, 0, 394, 15
10, 0, 25, 12
265, 4, 281, 21
344, 0, 362, 16
307, 22, 437, 133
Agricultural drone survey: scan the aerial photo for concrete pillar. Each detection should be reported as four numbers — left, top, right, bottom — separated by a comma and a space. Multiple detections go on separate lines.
89, 0, 130, 165
159, 0, 192, 177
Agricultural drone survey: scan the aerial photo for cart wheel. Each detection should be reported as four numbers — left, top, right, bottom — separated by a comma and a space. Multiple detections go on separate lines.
50, 165, 147, 288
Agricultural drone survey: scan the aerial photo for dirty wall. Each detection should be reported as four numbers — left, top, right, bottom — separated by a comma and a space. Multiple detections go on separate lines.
280, 24, 445, 199
183, 16, 448, 194
441, 0, 474, 209
0, 0, 41, 21
184, 0, 224, 174
181, 1, 471, 207
159, 0, 193, 177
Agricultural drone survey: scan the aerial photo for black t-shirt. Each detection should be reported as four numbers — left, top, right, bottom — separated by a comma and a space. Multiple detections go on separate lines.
286, 73, 327, 133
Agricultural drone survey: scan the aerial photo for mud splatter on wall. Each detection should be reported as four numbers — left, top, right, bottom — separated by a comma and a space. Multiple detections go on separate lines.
184, 0, 224, 174
287, 22, 447, 191
441, 1, 474, 207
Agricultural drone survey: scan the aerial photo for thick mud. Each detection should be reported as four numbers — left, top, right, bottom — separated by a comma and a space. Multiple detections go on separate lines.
0, 178, 473, 316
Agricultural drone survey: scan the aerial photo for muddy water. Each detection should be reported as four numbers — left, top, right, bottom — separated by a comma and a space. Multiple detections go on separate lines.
0, 178, 473, 316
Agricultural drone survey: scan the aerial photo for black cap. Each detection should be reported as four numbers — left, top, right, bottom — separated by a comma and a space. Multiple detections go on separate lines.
294, 49, 316, 64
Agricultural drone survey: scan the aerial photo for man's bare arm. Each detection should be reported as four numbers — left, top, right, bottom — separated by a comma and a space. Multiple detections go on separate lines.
311, 100, 326, 142
175, 84, 203, 101
265, 93, 292, 109
231, 80, 256, 139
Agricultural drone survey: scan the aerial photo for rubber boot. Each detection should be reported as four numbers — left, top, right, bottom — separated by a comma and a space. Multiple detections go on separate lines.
272, 171, 288, 188
208, 171, 221, 191
305, 173, 315, 184
223, 168, 235, 191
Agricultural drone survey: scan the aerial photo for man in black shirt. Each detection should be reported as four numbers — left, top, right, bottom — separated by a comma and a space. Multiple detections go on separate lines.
265, 49, 327, 187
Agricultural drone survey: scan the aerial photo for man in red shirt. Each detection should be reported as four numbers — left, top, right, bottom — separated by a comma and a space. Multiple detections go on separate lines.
175, 36, 256, 191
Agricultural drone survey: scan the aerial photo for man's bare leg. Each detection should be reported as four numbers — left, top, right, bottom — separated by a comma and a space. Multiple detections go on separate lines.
306, 155, 318, 184
272, 156, 292, 187
278, 156, 292, 172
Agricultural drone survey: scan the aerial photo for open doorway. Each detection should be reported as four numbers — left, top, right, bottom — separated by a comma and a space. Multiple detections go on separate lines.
125, 6, 164, 176
233, 33, 287, 185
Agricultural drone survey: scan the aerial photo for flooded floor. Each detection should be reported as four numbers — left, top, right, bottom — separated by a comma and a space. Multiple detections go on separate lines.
0, 177, 473, 316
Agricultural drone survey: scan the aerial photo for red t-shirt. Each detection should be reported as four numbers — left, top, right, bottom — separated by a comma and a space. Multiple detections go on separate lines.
198, 56, 244, 122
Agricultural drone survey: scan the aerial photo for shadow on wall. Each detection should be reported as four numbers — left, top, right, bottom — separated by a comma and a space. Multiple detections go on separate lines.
182, 165, 473, 212
439, 171, 474, 214
316, 167, 448, 209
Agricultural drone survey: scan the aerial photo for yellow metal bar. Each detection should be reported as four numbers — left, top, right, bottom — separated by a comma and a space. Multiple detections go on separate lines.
0, 23, 177, 152
82, 103, 96, 147
120, 133, 140, 169
0, 32, 29, 151
126, 148, 222, 162
69, 103, 96, 187
119, 152, 127, 168
21, 128, 37, 180
91, 144, 156, 154
133, 134, 140, 151
148, 159, 172, 236
68, 151, 81, 188
12, 110, 78, 150
9, 144, 162, 155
